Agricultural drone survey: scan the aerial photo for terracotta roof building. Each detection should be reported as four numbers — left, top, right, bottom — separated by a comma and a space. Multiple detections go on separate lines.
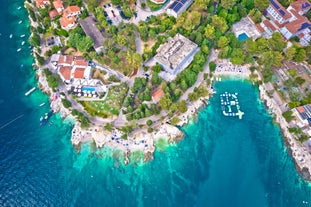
59, 66, 72, 81
58, 55, 74, 66
261, 0, 311, 46
63, 6, 81, 18
151, 87, 165, 103
53, 0, 64, 13
36, 0, 50, 8
49, 9, 59, 19
289, 0, 311, 15
267, 0, 292, 24
74, 56, 88, 67
73, 68, 85, 79
60, 6, 81, 29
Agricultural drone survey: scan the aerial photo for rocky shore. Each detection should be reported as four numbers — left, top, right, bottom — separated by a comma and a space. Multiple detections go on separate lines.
257, 75, 311, 181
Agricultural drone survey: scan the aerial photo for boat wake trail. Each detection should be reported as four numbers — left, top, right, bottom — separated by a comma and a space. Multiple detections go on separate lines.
0, 114, 24, 130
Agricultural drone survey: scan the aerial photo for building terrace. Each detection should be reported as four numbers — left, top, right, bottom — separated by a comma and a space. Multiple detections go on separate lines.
154, 34, 198, 76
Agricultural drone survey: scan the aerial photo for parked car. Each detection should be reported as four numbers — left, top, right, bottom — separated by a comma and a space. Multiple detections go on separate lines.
103, 11, 108, 17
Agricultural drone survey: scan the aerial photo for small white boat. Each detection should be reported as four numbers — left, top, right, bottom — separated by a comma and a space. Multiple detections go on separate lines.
39, 102, 45, 107
17, 48, 21, 52
20, 34, 25, 38
9, 34, 13, 38
18, 20, 22, 24
17, 6, 21, 10
25, 87, 36, 96
21, 41, 25, 45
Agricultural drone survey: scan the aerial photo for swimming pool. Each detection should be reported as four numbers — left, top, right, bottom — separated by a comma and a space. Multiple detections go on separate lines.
82, 86, 96, 92
238, 33, 249, 41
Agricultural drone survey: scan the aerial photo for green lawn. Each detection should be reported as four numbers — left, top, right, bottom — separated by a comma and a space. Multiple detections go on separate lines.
80, 83, 129, 118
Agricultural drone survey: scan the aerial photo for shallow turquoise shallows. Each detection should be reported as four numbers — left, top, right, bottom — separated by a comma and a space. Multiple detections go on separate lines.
1, 1, 311, 206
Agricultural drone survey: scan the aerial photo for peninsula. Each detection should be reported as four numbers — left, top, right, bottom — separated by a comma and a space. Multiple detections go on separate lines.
25, 0, 311, 180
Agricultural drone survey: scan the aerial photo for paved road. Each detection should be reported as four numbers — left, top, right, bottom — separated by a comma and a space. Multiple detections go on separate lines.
131, 0, 171, 25
135, 32, 143, 54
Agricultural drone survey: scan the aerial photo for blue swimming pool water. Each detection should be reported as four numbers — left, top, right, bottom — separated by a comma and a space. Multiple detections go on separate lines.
238, 33, 249, 41
82, 86, 96, 92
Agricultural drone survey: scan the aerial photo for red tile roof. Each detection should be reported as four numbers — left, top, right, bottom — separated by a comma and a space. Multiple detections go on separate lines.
60, 16, 75, 28
256, 24, 265, 33
263, 20, 277, 31
285, 16, 310, 34
64, 6, 81, 17
290, 0, 311, 13
58, 55, 74, 65
49, 9, 59, 19
74, 57, 88, 67
74, 68, 85, 79
59, 66, 72, 80
273, 20, 286, 28
53, 0, 64, 11
298, 33, 305, 38
270, 0, 292, 19
151, 87, 165, 103
36, 0, 50, 7
297, 106, 305, 113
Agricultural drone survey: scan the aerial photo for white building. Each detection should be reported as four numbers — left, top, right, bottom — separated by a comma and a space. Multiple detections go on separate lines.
258, 0, 311, 46
266, 0, 292, 24
154, 34, 198, 77
167, 0, 194, 18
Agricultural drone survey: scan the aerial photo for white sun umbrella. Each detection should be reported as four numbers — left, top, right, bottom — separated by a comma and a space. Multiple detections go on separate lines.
74, 88, 78, 92
93, 94, 97, 98
92, 91, 96, 94
84, 93, 87, 97
78, 89, 82, 92
88, 94, 92, 97
78, 93, 82, 97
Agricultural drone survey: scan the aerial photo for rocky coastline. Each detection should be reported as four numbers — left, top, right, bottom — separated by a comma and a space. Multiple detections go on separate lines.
256, 74, 311, 181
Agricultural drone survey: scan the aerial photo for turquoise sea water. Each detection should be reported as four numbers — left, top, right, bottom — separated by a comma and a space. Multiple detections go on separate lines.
1, 1, 311, 206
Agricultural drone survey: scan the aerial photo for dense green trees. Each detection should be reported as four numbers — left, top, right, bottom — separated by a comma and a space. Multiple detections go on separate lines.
68, 33, 94, 52
43, 69, 59, 91
62, 99, 72, 108
254, 0, 269, 11
211, 16, 228, 33
282, 110, 294, 122
220, 0, 237, 10
29, 33, 41, 47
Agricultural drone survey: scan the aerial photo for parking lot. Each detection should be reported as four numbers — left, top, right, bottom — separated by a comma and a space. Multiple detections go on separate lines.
103, 4, 132, 26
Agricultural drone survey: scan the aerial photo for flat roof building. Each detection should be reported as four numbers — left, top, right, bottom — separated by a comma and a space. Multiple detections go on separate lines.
167, 0, 194, 18
154, 34, 198, 76
80, 16, 105, 54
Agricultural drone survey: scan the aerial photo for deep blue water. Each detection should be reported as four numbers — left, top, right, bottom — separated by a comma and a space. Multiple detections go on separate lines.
1, 0, 311, 206
238, 33, 249, 42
